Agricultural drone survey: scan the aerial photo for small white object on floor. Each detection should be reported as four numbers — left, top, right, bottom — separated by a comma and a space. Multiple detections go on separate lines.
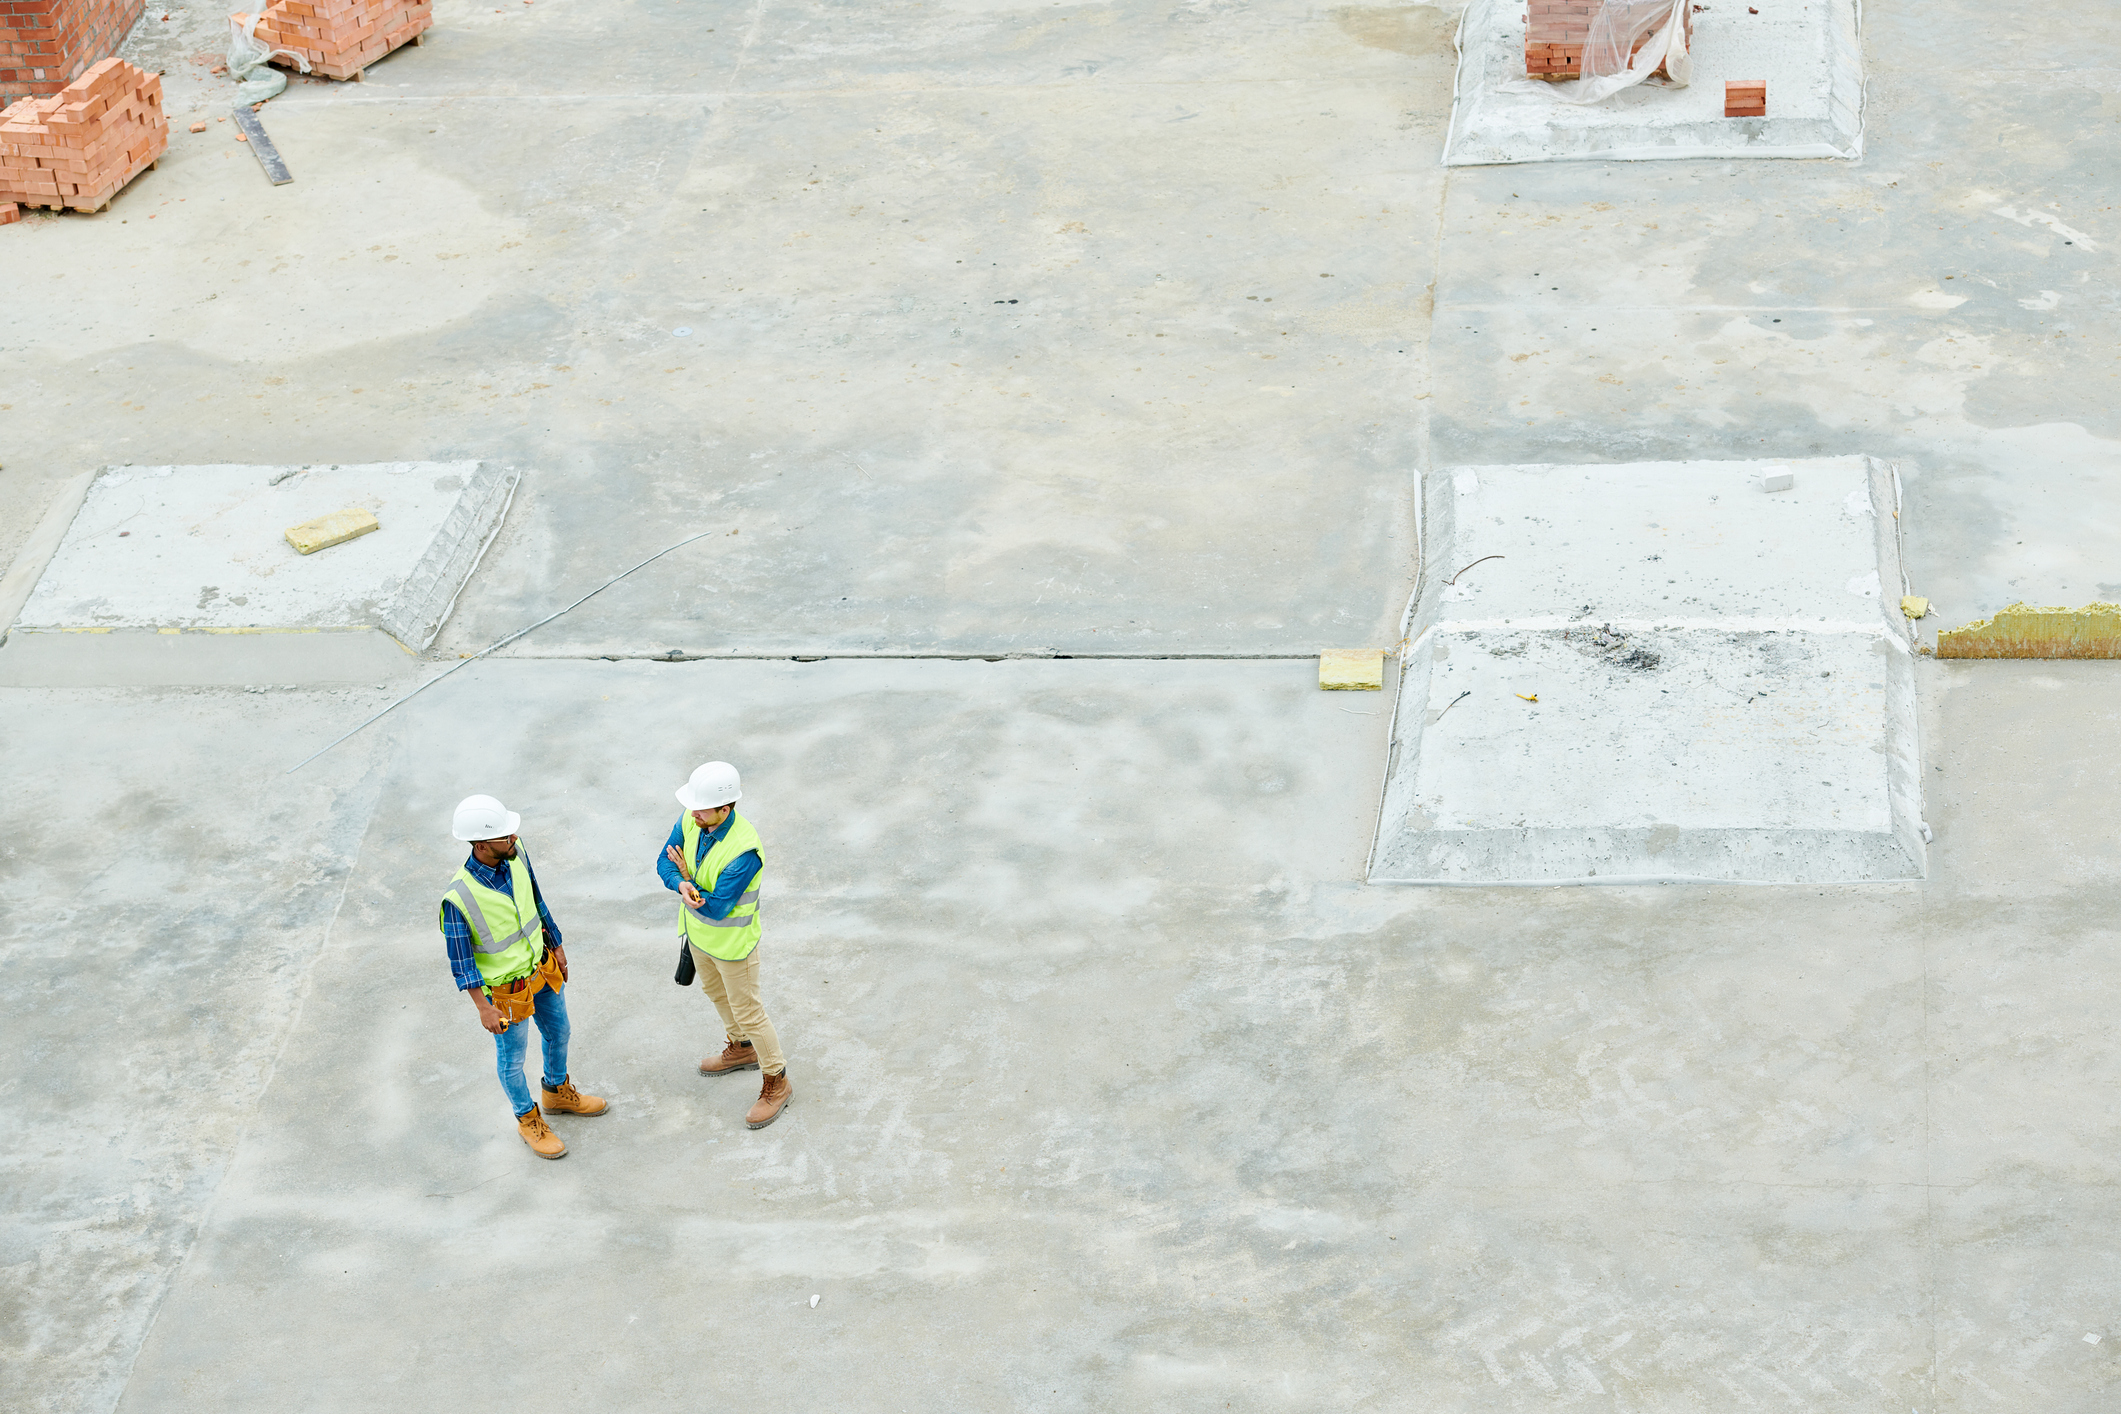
1761, 471, 1795, 493
2085, 1332, 2101, 1344
809, 1294, 820, 1308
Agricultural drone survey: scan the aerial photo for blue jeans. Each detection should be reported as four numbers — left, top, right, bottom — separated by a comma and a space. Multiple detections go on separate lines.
494, 984, 570, 1117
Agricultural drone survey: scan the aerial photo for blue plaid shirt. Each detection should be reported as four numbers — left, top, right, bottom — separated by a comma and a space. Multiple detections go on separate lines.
655, 813, 762, 917
440, 850, 562, 992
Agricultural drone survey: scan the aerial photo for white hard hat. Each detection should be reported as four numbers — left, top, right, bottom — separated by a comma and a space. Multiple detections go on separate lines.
452, 794, 521, 842
676, 761, 742, 811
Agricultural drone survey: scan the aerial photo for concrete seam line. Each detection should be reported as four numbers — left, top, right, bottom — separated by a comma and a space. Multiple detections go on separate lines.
282, 529, 718, 774
0, 467, 98, 646
491, 651, 1324, 662
106, 755, 387, 1412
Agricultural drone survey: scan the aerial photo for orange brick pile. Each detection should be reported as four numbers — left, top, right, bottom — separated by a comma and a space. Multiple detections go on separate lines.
0, 55, 163, 212
1724, 78, 1766, 117
232, 0, 430, 83
1525, 0, 1690, 82
1, 0, 143, 103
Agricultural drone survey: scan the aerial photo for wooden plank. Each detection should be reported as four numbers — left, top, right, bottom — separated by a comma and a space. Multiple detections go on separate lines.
229, 105, 293, 186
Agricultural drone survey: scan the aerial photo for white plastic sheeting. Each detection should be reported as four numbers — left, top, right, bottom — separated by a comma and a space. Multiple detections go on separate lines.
1543, 0, 1692, 106
1444, 0, 1864, 166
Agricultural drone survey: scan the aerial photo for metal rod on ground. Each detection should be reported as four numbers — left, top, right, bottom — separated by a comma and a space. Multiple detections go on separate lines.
230, 105, 293, 185
284, 530, 717, 774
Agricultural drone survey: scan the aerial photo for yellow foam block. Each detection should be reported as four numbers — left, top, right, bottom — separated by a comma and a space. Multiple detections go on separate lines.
1319, 649, 1385, 690
1900, 595, 1929, 620
1936, 601, 2121, 659
285, 507, 380, 555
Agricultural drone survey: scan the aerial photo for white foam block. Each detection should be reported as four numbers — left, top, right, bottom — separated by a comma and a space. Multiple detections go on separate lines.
1444, 0, 1864, 166
1370, 456, 1924, 885
14, 462, 516, 649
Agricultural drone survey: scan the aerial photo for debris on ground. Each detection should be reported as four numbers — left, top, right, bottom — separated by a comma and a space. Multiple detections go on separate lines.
0, 58, 167, 213
0, 200, 18, 223
230, 103, 292, 183
285, 507, 381, 555
1319, 648, 1386, 691
233, 0, 432, 83
1935, 602, 2121, 659
1577, 622, 1661, 671
1900, 594, 1929, 620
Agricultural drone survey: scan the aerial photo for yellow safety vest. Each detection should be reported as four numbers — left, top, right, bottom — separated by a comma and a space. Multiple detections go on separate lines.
440, 847, 546, 990
678, 811, 764, 961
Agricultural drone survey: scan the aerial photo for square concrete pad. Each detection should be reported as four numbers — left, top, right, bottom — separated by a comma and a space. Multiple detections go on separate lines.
1370, 455, 1925, 884
13, 461, 515, 649
1445, 0, 1864, 165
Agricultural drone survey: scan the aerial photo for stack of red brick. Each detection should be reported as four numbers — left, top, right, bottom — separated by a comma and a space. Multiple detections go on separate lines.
232, 0, 429, 83
1, 0, 143, 103
1525, 0, 1690, 82
1724, 79, 1766, 117
0, 54, 163, 211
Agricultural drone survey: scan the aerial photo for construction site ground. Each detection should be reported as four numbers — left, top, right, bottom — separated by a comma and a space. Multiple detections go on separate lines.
4, 1, 2120, 1411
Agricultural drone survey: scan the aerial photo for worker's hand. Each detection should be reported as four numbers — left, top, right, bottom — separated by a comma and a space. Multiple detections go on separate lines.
665, 844, 686, 869
476, 999, 508, 1035
552, 944, 568, 983
680, 881, 704, 909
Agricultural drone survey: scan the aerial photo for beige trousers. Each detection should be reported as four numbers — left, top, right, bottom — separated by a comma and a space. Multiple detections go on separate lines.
688, 942, 785, 1075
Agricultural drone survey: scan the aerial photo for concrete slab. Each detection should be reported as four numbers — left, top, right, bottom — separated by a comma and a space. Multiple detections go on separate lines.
0, 0, 2119, 1411
0, 626, 416, 687
14, 462, 515, 650
1445, 0, 1865, 165
0, 657, 2114, 1414
1371, 456, 1925, 883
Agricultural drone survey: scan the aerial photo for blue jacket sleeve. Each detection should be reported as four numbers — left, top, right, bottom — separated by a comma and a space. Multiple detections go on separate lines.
701, 850, 761, 920
440, 900, 485, 991
656, 818, 689, 893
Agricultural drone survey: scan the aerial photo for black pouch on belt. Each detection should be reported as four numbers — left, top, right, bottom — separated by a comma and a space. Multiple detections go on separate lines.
674, 938, 696, 987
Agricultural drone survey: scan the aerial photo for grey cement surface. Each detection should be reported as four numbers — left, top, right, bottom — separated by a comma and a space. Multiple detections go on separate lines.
1372, 456, 1925, 884
2, 0, 2120, 1410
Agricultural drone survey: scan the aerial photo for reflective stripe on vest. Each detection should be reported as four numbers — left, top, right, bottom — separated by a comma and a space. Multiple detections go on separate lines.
440, 847, 545, 988
677, 810, 764, 961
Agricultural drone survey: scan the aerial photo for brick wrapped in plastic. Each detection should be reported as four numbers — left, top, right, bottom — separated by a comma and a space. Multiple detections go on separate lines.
230, 0, 431, 83
1526, 0, 1692, 103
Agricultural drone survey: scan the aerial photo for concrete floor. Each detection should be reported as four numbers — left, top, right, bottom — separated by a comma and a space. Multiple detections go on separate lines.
3, 1, 2120, 1411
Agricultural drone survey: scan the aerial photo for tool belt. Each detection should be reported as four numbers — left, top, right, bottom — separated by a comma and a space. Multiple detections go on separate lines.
486, 948, 564, 1024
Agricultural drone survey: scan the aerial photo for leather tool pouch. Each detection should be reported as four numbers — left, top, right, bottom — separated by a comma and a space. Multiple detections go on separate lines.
488, 949, 564, 1024
674, 938, 696, 987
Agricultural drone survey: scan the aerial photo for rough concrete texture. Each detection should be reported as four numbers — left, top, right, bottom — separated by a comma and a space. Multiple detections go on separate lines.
1447, 0, 1865, 164
3, 0, 2121, 1411
1372, 456, 1925, 883
15, 461, 509, 649
1936, 600, 2121, 659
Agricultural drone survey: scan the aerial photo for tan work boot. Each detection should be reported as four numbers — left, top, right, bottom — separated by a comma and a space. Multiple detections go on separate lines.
746, 1070, 792, 1129
540, 1076, 609, 1117
517, 1104, 567, 1159
700, 1040, 759, 1076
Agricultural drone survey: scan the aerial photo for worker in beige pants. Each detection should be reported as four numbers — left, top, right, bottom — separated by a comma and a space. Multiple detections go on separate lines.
688, 943, 784, 1079
660, 760, 791, 1128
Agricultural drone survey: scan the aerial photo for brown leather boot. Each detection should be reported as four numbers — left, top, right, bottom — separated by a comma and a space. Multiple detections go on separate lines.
540, 1076, 609, 1116
699, 1040, 759, 1075
746, 1070, 792, 1129
516, 1104, 567, 1159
